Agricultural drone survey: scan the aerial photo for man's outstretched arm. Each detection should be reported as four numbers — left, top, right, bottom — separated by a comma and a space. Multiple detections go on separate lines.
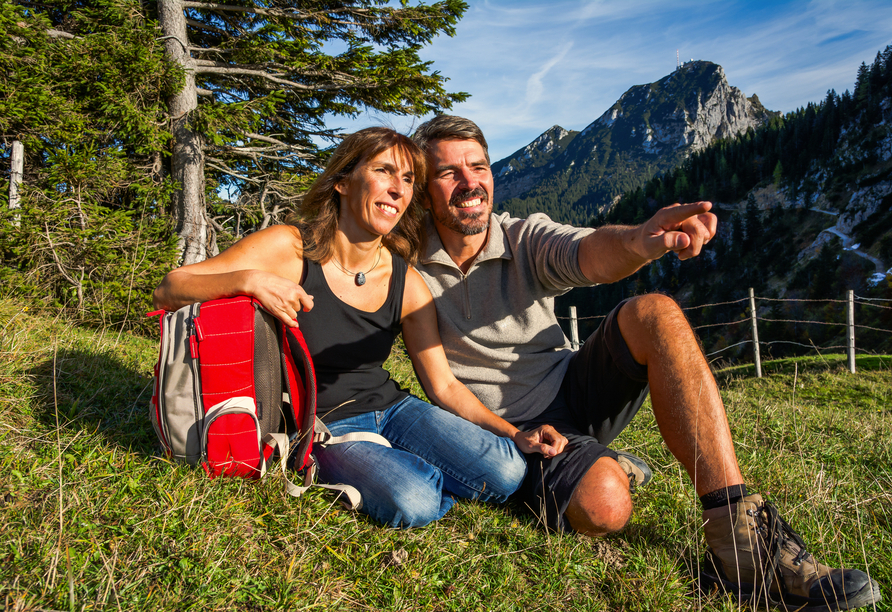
579, 202, 717, 284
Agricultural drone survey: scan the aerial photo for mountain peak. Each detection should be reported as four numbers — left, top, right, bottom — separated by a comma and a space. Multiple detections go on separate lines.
583, 59, 762, 156
492, 124, 578, 191
492, 61, 775, 222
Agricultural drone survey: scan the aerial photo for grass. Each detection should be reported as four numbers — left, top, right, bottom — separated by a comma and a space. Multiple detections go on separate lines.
1, 297, 890, 611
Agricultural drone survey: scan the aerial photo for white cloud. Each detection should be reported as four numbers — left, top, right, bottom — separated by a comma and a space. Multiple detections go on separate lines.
526, 42, 574, 107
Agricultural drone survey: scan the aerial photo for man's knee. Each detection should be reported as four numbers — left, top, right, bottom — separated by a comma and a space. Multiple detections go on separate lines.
564, 457, 633, 537
621, 293, 686, 329
618, 293, 697, 364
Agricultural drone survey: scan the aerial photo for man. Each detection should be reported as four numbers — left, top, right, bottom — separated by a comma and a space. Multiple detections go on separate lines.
411, 115, 881, 611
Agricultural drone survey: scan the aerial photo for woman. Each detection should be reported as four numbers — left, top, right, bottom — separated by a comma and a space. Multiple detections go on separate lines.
153, 127, 565, 528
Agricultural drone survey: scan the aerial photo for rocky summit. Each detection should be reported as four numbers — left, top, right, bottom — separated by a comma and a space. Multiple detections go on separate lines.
492, 61, 775, 225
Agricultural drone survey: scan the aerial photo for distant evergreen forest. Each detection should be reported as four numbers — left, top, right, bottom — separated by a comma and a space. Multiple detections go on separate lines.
497, 153, 661, 227
560, 46, 892, 362
609, 48, 892, 224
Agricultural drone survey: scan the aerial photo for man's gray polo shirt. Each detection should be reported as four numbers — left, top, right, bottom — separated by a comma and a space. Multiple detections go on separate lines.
415, 212, 596, 423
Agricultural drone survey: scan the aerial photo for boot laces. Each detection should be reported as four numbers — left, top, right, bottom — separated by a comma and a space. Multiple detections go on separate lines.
751, 499, 811, 597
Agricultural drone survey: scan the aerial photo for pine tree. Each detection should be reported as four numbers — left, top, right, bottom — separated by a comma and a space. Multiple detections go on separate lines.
744, 193, 761, 250
771, 161, 784, 187
1, 1, 180, 327
854, 61, 871, 113
155, 0, 468, 264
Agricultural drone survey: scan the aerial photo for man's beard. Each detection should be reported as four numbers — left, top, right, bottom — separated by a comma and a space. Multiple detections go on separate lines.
432, 187, 491, 236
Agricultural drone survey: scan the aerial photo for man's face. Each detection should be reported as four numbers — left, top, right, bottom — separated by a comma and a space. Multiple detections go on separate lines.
426, 138, 494, 237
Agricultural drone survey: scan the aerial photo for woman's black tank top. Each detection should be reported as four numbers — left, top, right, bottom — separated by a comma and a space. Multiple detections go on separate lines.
298, 254, 409, 423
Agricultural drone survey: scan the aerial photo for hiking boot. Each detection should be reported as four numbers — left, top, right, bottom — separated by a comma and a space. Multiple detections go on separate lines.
615, 451, 652, 489
700, 493, 881, 611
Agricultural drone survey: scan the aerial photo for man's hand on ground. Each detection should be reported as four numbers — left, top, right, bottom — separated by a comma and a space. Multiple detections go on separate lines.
639, 202, 717, 261
512, 425, 568, 457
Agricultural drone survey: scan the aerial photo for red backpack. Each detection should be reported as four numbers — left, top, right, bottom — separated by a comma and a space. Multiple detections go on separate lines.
149, 296, 387, 508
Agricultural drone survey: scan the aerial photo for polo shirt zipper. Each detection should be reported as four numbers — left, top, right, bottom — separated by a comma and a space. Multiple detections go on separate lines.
461, 274, 471, 320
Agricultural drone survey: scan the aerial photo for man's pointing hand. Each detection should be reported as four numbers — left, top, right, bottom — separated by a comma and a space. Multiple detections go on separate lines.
639, 201, 717, 261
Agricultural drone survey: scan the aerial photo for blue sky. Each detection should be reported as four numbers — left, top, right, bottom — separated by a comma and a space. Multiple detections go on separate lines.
333, 0, 892, 162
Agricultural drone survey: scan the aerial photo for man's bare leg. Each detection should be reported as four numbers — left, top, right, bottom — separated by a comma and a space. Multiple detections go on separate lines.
609, 294, 879, 609
617, 293, 743, 496
565, 292, 742, 534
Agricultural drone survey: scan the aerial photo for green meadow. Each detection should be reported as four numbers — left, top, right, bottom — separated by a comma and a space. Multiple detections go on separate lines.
1, 298, 889, 611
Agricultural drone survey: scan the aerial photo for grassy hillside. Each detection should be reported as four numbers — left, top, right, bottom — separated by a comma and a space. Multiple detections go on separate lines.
1, 299, 890, 611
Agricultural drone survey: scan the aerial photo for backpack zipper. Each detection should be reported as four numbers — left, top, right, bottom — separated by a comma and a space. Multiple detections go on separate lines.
154, 311, 173, 451
189, 303, 203, 429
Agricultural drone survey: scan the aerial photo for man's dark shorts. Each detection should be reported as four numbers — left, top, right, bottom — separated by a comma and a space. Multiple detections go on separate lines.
513, 299, 649, 532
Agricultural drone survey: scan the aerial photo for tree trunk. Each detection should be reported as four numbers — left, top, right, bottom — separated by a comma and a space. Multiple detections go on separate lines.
9, 140, 23, 227
158, 0, 216, 265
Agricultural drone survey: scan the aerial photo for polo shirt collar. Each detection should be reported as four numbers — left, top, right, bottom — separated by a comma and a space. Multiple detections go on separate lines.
421, 212, 512, 268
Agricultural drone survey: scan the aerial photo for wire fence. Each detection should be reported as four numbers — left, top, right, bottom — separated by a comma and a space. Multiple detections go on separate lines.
560, 289, 892, 375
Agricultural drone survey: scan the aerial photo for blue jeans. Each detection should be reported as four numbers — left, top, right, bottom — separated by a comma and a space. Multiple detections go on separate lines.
313, 396, 527, 528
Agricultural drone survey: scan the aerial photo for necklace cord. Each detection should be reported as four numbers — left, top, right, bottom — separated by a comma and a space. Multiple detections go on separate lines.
331, 244, 382, 286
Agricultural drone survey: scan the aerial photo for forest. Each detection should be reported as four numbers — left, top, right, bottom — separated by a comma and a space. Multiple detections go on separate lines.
0, 0, 468, 330
566, 45, 892, 362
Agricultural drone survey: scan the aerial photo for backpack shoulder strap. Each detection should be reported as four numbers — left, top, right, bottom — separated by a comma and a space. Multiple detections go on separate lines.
261, 433, 366, 510
312, 417, 391, 448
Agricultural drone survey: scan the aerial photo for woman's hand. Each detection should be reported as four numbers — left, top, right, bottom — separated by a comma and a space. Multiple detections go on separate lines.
153, 225, 309, 322
512, 425, 568, 457
244, 269, 314, 327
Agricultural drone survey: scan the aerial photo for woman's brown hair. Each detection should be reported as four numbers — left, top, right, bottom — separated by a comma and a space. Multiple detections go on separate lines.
287, 127, 427, 265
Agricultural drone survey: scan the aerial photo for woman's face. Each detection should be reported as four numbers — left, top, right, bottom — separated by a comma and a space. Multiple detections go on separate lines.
335, 145, 415, 238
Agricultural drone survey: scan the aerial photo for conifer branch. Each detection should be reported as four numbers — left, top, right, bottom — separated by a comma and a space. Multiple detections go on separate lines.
185, 19, 227, 35
194, 63, 384, 91
205, 159, 262, 183
181, 2, 373, 20
46, 29, 76, 40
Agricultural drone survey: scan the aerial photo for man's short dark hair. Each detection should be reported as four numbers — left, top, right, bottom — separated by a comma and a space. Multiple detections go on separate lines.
413, 115, 490, 164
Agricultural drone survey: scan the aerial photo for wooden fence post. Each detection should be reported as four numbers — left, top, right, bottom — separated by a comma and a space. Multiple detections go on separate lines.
847, 289, 856, 373
749, 287, 762, 378
9, 140, 23, 226
569, 306, 579, 351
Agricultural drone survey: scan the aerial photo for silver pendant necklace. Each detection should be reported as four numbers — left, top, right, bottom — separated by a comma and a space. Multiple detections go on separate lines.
331, 245, 382, 286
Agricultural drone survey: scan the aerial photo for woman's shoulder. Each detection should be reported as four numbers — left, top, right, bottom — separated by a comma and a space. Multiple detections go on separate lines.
403, 265, 432, 300
246, 224, 304, 257
213, 224, 304, 278
260, 223, 303, 243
